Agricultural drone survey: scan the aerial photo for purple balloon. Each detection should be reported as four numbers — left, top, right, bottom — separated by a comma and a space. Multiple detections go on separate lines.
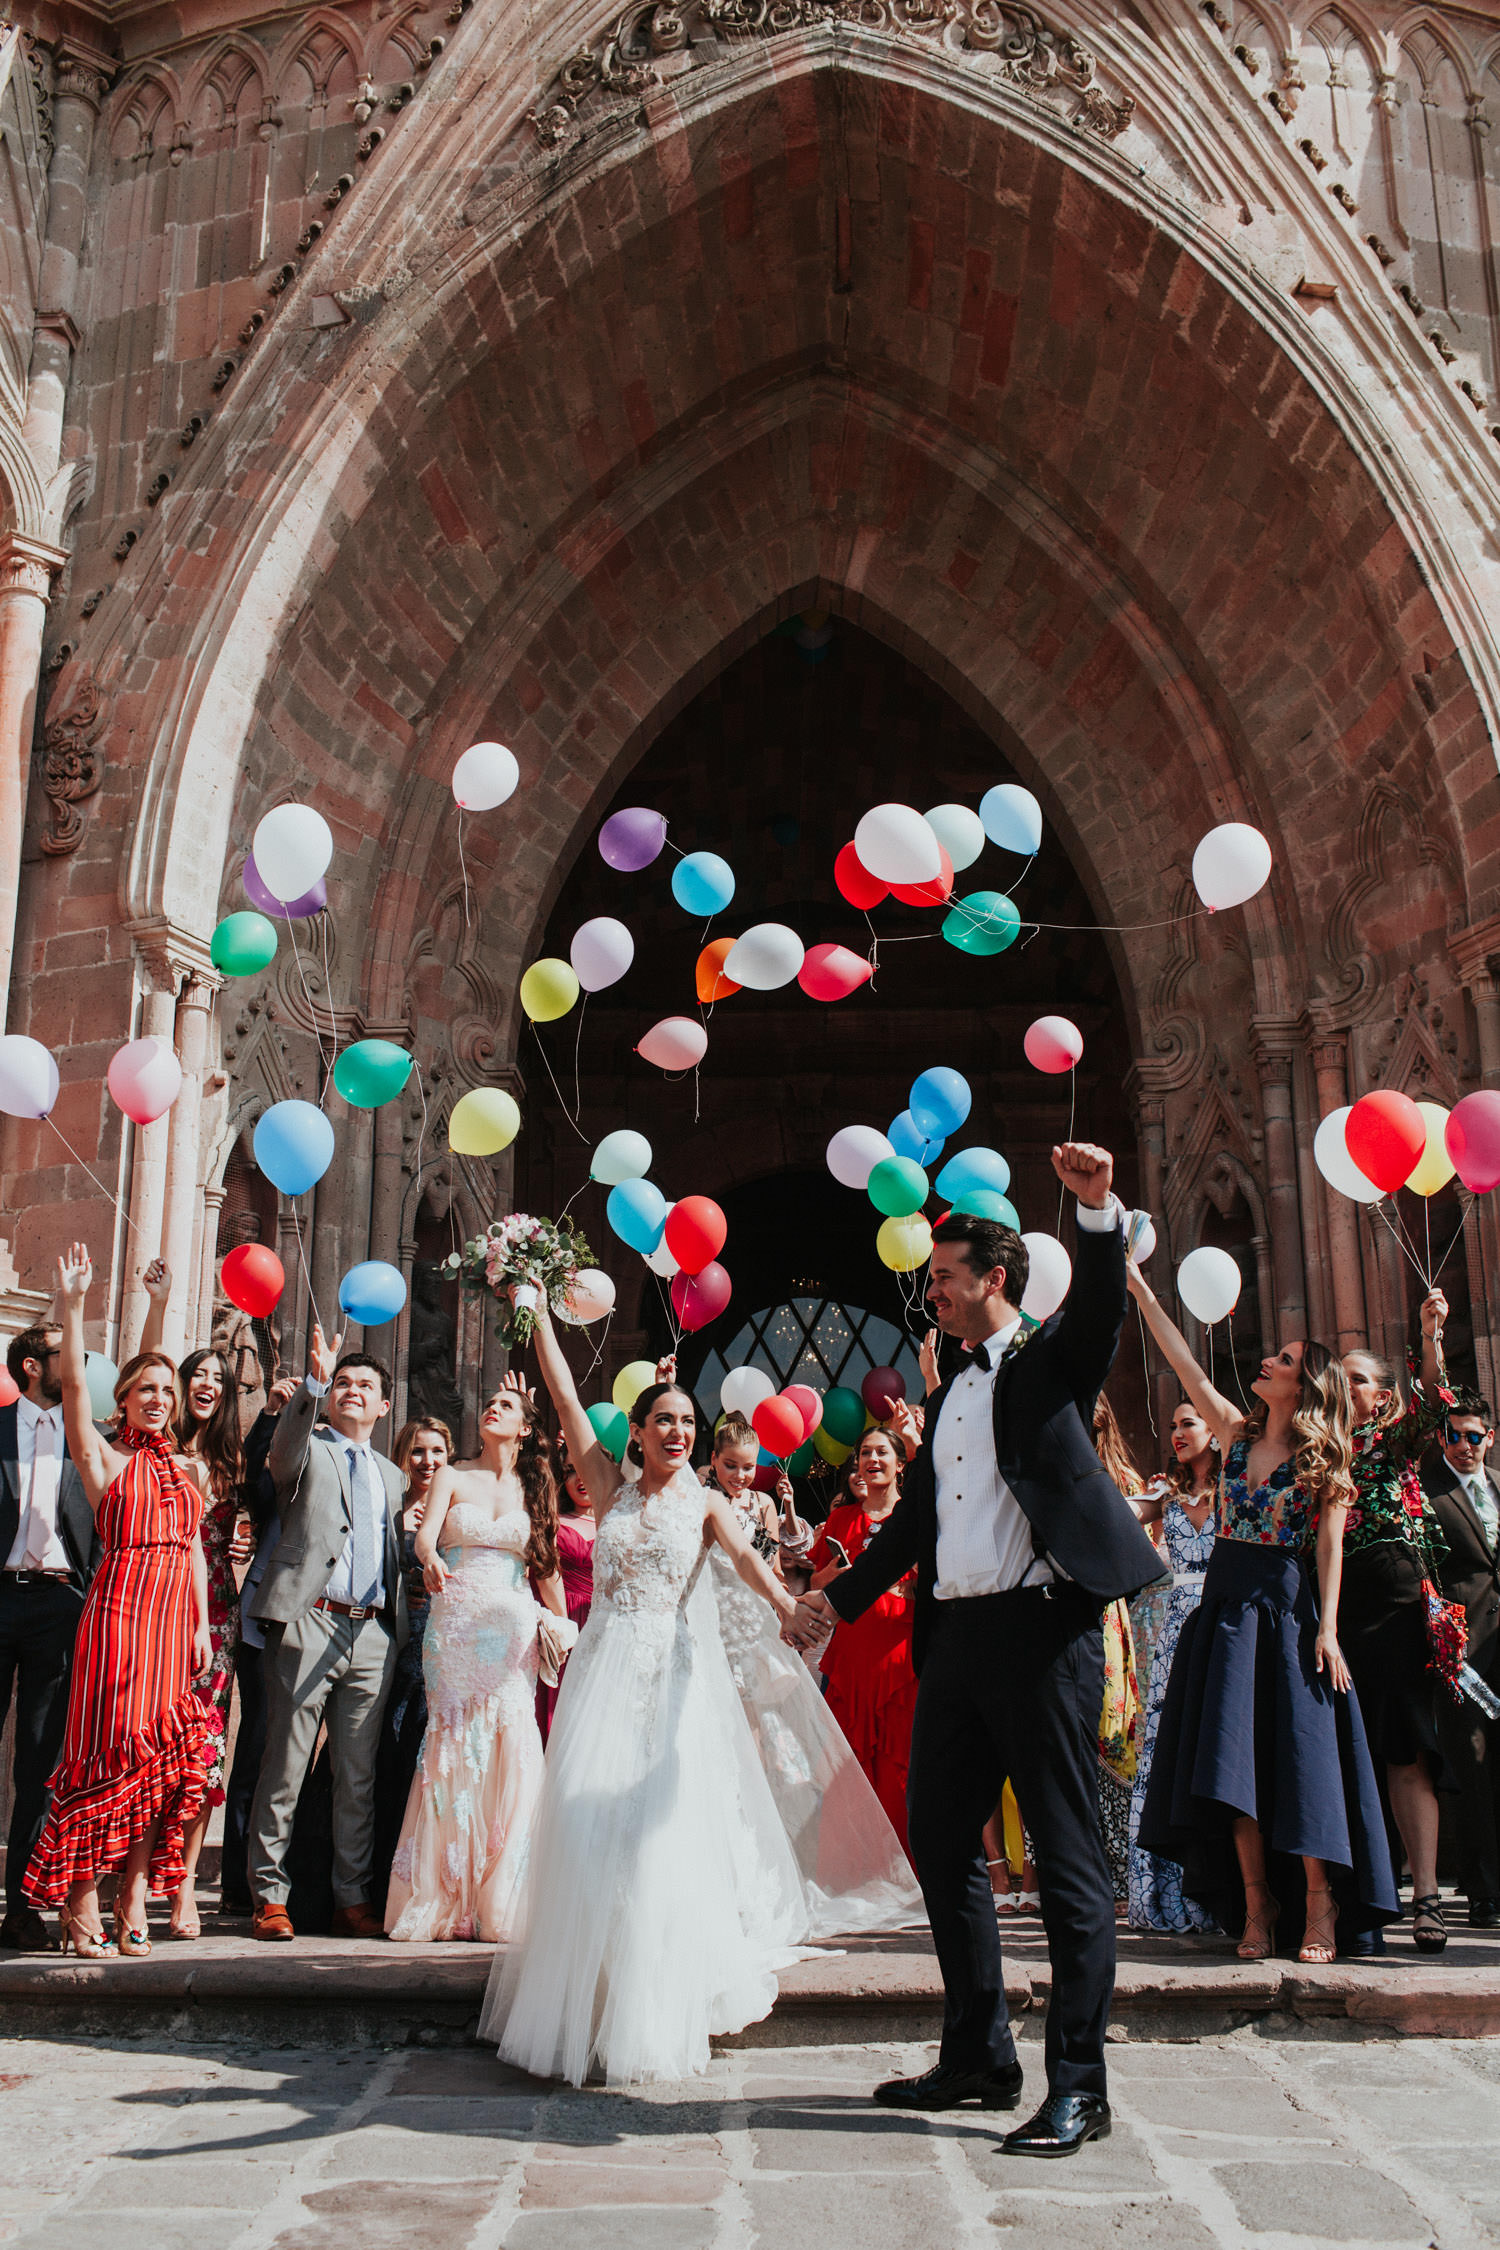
598, 807, 667, 872
243, 853, 327, 919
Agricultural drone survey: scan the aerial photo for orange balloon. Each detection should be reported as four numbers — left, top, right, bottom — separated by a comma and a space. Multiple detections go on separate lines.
696, 937, 741, 1005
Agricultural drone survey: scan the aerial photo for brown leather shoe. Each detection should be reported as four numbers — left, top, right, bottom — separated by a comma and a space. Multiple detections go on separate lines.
251, 1902, 295, 1941
330, 1902, 385, 1940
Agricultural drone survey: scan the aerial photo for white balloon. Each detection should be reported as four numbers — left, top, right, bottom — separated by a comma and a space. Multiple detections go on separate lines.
826, 1124, 895, 1190
564, 1267, 616, 1323
854, 804, 942, 886
722, 1366, 775, 1417
924, 803, 986, 872
0, 1035, 59, 1119
1021, 1234, 1072, 1321
1126, 1209, 1158, 1264
451, 741, 519, 811
1177, 1245, 1243, 1324
1192, 823, 1272, 912
570, 916, 635, 992
84, 1352, 118, 1420
637, 1016, 708, 1071
724, 922, 805, 991
979, 783, 1044, 857
645, 1238, 681, 1278
252, 803, 334, 903
1314, 1106, 1383, 1204
592, 1128, 652, 1185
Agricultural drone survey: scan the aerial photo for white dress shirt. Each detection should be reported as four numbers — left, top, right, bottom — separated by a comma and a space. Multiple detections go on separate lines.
306, 1378, 390, 1608
932, 1197, 1122, 1602
7, 1397, 69, 1573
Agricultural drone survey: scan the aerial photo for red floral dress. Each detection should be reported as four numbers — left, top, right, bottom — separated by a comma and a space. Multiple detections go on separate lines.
192, 1480, 240, 1803
25, 1429, 209, 1903
810, 1501, 919, 1855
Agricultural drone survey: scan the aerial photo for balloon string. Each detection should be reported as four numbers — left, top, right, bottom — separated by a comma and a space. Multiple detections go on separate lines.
283, 911, 333, 1072
874, 905, 1207, 945
573, 993, 587, 1121
287, 1198, 324, 1338
1369, 1198, 1431, 1291
1057, 1071, 1077, 1232
579, 1305, 613, 1386
43, 1117, 139, 1238
319, 909, 341, 1084
457, 809, 473, 930
1428, 1193, 1475, 1292
650, 1264, 682, 1352
528, 1022, 589, 1143
1221, 1304, 1253, 1414
409, 1068, 433, 1224
1135, 1301, 1158, 1443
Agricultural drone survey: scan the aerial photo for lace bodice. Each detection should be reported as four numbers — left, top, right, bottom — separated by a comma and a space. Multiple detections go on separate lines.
439, 1504, 531, 1562
593, 1473, 707, 1616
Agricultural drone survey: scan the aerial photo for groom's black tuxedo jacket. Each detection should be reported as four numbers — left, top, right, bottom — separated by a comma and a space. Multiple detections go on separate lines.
827, 1221, 1167, 1674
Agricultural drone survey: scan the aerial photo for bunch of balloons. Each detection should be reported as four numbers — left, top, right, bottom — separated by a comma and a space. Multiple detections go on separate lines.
1314, 1087, 1500, 1202
599, 1144, 733, 1330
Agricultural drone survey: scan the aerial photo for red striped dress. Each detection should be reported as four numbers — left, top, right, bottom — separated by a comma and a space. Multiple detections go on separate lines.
24, 1427, 209, 1904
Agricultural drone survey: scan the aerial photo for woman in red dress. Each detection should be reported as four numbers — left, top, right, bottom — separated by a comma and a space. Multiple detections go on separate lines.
24, 1244, 211, 1957
808, 1426, 918, 1855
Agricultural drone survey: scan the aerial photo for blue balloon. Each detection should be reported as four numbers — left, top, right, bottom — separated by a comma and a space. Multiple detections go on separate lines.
936, 1147, 1012, 1201
910, 1067, 972, 1139
671, 852, 736, 918
254, 1100, 335, 1197
607, 1177, 668, 1254
338, 1260, 408, 1327
888, 1109, 945, 1168
980, 782, 1043, 857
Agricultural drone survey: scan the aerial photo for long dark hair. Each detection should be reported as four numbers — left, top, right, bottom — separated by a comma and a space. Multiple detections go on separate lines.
1092, 1391, 1144, 1498
625, 1381, 697, 1472
489, 1389, 559, 1580
175, 1350, 243, 1500
841, 1423, 902, 1509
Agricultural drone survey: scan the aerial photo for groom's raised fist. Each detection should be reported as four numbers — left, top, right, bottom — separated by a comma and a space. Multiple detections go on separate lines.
1051, 1141, 1113, 1209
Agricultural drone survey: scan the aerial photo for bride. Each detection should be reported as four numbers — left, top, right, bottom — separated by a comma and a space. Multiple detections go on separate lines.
480, 1294, 816, 2087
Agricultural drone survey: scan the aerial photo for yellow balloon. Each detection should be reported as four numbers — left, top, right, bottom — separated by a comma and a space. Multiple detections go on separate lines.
877, 1213, 934, 1273
612, 1359, 657, 1414
520, 958, 580, 1023
447, 1087, 521, 1156
811, 1423, 852, 1467
1407, 1099, 1455, 1197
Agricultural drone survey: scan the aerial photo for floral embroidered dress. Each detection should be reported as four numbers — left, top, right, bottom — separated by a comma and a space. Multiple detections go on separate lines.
1127, 1498, 1218, 1931
192, 1483, 240, 1801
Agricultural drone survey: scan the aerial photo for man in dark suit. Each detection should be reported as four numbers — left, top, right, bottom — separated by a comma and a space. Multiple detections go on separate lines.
1426, 1390, 1500, 1928
790, 1142, 1165, 2155
0, 1324, 101, 1948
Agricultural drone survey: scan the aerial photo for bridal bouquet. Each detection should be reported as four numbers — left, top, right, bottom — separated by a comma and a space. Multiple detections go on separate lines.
445, 1212, 594, 1348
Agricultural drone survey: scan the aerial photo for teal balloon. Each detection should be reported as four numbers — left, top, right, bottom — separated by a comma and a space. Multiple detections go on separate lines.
84, 1352, 118, 1419
947, 1187, 1019, 1228
253, 1100, 335, 1196
337, 1260, 407, 1325
333, 1039, 413, 1110
937, 1148, 1012, 1200
868, 1156, 929, 1217
888, 1110, 944, 1167
822, 1385, 867, 1448
943, 891, 1020, 957
787, 1437, 816, 1476
210, 911, 278, 978
607, 1178, 667, 1254
587, 1402, 629, 1461
671, 852, 736, 917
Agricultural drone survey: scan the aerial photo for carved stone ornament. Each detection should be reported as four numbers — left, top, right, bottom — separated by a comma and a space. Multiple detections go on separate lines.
37, 667, 106, 857
529, 0, 1135, 147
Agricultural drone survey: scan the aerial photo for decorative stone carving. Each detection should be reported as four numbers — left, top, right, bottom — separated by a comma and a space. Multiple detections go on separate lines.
37, 666, 106, 856
529, 0, 1135, 147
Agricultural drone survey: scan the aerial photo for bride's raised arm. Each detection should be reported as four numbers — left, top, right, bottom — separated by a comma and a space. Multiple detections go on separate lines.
703, 1489, 799, 1629
520, 1291, 622, 1521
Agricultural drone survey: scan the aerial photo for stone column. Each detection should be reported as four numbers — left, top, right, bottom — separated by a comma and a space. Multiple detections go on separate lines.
22, 47, 109, 471
1304, 1017, 1367, 1354
1451, 920, 1500, 1090
0, 537, 64, 1029
196, 1185, 225, 1350
156, 967, 219, 1356
1251, 1021, 1308, 1341
119, 941, 183, 1358
277, 1199, 312, 1378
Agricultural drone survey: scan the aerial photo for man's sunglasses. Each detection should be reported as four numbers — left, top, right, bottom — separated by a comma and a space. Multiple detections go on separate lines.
1444, 1424, 1493, 1445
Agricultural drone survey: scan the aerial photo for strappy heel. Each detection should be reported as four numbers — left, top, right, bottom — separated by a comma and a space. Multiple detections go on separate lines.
1237, 1880, 1280, 1960
114, 1915, 152, 1959
1299, 1886, 1338, 1964
1412, 1893, 1448, 1954
60, 1911, 115, 1959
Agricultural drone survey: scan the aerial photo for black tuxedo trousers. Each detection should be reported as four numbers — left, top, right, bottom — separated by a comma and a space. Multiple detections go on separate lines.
910, 1580, 1112, 2098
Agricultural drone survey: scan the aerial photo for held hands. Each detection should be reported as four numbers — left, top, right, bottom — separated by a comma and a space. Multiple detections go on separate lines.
782, 1587, 838, 1654
422, 1554, 451, 1595
1314, 1627, 1352, 1695
57, 1242, 93, 1301
1051, 1140, 1113, 1210
143, 1257, 172, 1303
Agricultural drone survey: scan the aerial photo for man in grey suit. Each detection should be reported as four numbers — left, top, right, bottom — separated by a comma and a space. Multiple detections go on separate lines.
248, 1325, 408, 1940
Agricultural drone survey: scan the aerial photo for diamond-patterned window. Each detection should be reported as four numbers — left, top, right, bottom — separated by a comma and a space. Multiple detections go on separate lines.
688, 1297, 923, 1410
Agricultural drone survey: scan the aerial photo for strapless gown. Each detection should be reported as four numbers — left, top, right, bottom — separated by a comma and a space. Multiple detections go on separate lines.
385, 1504, 546, 1943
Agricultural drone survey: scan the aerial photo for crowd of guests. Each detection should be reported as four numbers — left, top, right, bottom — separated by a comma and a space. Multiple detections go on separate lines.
2, 1232, 1500, 1964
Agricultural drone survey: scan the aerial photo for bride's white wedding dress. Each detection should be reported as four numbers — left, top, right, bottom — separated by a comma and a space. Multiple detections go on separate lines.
479, 1467, 818, 2086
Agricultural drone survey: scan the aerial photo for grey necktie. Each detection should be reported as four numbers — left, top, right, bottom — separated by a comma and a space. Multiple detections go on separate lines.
347, 1446, 380, 1607
22, 1414, 56, 1569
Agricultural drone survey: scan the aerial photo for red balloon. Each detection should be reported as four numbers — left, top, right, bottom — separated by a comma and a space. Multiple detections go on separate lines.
0, 1368, 18, 1409
861, 1365, 906, 1419
670, 1260, 732, 1332
784, 1383, 823, 1438
890, 846, 955, 908
664, 1194, 727, 1276
835, 842, 889, 911
750, 1463, 781, 1493
1344, 1090, 1427, 1195
798, 942, 873, 1002
221, 1242, 286, 1317
753, 1394, 806, 1459
1446, 1090, 1500, 1193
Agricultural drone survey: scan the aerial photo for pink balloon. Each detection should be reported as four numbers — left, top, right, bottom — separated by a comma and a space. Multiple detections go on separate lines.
0, 1369, 17, 1409
1023, 1015, 1083, 1074
636, 1016, 708, 1071
798, 943, 873, 1002
1446, 1090, 1500, 1193
784, 1382, 822, 1437
107, 1036, 183, 1125
671, 1260, 732, 1331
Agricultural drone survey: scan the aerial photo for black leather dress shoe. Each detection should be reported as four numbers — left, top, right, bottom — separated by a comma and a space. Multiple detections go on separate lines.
1469, 1898, 1500, 1929
874, 2060, 1024, 2112
1001, 2092, 1111, 2157
0, 1907, 58, 1953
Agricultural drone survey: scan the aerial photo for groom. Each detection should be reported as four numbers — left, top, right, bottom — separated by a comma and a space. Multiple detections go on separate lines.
790, 1141, 1165, 2155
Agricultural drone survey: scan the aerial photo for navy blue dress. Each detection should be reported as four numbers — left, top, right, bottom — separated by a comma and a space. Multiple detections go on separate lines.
1138, 1439, 1398, 1946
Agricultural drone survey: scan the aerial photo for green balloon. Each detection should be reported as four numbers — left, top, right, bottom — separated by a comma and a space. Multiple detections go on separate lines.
333, 1038, 414, 1110
949, 1187, 1020, 1228
822, 1385, 867, 1448
943, 891, 1021, 958
787, 1437, 816, 1476
868, 1155, 929, 1218
587, 1402, 629, 1461
210, 911, 278, 978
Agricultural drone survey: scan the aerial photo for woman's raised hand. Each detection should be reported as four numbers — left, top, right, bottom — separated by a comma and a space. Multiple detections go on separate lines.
919, 1328, 940, 1395
142, 1257, 172, 1303
655, 1352, 677, 1385
57, 1243, 92, 1300
500, 1367, 536, 1404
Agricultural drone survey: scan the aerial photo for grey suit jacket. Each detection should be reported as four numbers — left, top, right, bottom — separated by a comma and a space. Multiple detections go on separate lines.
249, 1381, 408, 1647
0, 1404, 102, 1591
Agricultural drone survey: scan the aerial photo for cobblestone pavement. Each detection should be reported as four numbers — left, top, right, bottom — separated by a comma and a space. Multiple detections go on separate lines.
3, 2024, 1500, 2249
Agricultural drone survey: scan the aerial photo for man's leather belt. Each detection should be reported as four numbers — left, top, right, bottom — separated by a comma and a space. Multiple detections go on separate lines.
3, 1569, 72, 1584
314, 1595, 382, 1622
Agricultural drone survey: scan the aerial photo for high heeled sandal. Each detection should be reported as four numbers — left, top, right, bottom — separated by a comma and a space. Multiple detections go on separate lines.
114, 1916, 152, 1959
168, 1896, 201, 1941
1411, 1893, 1448, 1954
1299, 1886, 1338, 1964
1237, 1881, 1280, 1960
60, 1911, 115, 1959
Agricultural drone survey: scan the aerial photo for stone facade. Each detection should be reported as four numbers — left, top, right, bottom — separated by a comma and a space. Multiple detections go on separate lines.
2, 0, 1500, 1440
